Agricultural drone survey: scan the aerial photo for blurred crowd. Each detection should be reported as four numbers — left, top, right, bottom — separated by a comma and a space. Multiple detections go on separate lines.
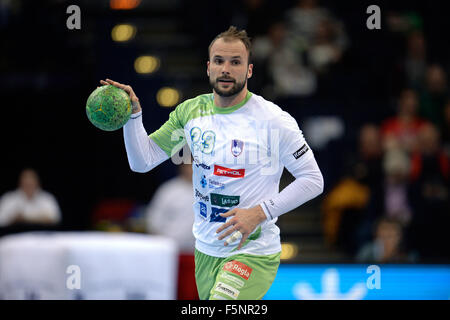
323, 106, 449, 263
316, 20, 449, 263
1, 0, 448, 267
225, 0, 449, 263
248, 0, 349, 99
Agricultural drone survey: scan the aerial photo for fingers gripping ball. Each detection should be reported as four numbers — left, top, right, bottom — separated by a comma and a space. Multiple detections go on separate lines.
86, 85, 132, 131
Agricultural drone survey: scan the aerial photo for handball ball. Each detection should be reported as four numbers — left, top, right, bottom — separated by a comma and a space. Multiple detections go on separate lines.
86, 85, 132, 131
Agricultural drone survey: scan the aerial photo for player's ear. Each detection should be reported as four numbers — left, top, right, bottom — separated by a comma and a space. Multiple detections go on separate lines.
207, 61, 210, 77
247, 63, 253, 79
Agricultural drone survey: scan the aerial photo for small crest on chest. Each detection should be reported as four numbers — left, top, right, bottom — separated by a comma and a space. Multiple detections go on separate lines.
231, 139, 244, 157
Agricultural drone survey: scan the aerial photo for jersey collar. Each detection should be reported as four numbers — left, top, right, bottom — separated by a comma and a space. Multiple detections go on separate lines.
211, 91, 253, 114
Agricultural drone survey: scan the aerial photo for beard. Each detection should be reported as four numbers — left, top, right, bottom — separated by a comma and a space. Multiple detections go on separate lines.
209, 75, 247, 97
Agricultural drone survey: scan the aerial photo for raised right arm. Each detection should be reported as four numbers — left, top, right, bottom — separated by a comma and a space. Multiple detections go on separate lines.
123, 111, 169, 173
100, 78, 187, 173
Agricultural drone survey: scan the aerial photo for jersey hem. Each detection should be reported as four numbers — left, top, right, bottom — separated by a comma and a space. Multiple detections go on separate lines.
194, 243, 282, 258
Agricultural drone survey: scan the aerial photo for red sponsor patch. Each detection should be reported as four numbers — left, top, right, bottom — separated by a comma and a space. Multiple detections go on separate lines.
213, 165, 245, 178
223, 260, 253, 280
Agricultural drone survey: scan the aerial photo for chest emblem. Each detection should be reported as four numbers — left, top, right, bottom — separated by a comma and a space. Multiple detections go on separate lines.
231, 139, 244, 157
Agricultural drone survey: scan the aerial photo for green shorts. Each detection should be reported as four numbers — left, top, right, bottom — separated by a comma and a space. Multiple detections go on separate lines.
194, 249, 281, 300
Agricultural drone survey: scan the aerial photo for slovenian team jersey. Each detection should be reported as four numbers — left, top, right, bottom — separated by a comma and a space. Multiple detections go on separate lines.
149, 91, 314, 258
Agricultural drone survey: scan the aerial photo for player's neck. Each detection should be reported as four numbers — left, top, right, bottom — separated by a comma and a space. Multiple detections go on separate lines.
213, 87, 248, 108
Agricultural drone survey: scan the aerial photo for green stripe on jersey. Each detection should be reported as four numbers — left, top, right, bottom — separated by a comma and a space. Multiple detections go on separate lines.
149, 94, 212, 157
149, 91, 253, 157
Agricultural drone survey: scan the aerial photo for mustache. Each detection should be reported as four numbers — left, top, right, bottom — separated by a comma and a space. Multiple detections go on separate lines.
216, 76, 236, 82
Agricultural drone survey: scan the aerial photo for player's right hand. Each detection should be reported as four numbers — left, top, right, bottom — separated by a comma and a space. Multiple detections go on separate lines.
100, 78, 142, 114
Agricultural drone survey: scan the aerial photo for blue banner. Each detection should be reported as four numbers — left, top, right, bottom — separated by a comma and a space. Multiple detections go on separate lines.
264, 264, 450, 300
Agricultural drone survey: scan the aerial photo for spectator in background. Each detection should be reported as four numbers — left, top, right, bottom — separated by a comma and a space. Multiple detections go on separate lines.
356, 138, 413, 253
382, 148, 413, 226
285, 0, 332, 47
253, 19, 317, 98
403, 31, 427, 90
419, 64, 449, 128
251, 21, 287, 98
275, 0, 348, 98
252, 21, 287, 63
354, 124, 384, 211
352, 125, 385, 246
250, 0, 349, 99
270, 26, 317, 98
380, 88, 429, 153
322, 124, 383, 254
145, 163, 198, 299
356, 217, 416, 263
272, 0, 333, 98
0, 168, 61, 227
308, 16, 348, 97
407, 123, 449, 261
308, 17, 348, 75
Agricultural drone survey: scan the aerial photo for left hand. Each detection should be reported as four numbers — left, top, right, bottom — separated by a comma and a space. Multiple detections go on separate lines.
216, 205, 267, 250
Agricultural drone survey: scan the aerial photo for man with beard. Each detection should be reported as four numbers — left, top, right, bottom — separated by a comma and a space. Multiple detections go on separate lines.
101, 26, 323, 300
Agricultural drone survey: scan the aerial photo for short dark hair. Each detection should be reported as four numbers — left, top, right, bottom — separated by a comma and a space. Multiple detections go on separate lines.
208, 26, 252, 63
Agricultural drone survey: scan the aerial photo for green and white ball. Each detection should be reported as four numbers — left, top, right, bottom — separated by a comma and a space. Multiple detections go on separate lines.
86, 85, 132, 131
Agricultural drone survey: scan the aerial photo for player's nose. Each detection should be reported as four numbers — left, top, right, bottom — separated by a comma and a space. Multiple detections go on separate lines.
221, 61, 231, 74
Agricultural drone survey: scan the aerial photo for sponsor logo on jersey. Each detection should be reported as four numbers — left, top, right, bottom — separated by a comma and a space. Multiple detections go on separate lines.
193, 156, 211, 170
199, 202, 207, 218
200, 175, 207, 188
208, 179, 225, 190
195, 189, 209, 202
220, 272, 245, 288
293, 144, 309, 160
208, 193, 240, 223
211, 193, 240, 207
210, 207, 227, 223
213, 165, 245, 178
231, 139, 244, 157
223, 260, 253, 280
214, 282, 240, 300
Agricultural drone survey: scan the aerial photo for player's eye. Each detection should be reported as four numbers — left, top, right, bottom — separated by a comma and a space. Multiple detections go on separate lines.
214, 58, 223, 64
231, 60, 241, 65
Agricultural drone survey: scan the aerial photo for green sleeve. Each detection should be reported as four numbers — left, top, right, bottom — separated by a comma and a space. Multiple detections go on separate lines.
149, 102, 188, 157
149, 94, 213, 157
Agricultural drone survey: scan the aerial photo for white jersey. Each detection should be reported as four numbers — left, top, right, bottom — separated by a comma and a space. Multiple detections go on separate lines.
148, 92, 315, 257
